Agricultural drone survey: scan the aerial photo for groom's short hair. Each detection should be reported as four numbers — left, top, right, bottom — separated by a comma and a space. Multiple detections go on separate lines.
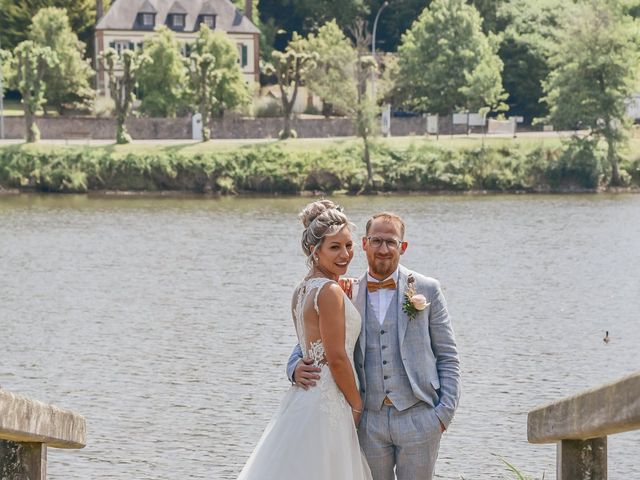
365, 212, 406, 239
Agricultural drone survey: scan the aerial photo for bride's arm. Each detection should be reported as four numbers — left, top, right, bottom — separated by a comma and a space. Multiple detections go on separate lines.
318, 283, 363, 415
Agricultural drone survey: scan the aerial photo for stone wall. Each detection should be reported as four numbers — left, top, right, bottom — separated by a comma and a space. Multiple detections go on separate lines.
2, 115, 440, 140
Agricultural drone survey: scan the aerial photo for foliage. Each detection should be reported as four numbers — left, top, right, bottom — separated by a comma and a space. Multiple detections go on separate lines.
188, 25, 251, 141
0, 0, 99, 55
497, 0, 565, 122
0, 49, 11, 97
138, 27, 188, 118
102, 48, 150, 144
264, 34, 318, 139
9, 41, 58, 143
28, 7, 95, 114
303, 21, 358, 115
3, 138, 633, 194
541, 0, 640, 186
396, 0, 507, 115
259, 0, 366, 51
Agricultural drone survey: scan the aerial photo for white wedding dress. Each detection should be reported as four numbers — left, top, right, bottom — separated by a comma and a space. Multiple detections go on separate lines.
238, 277, 372, 480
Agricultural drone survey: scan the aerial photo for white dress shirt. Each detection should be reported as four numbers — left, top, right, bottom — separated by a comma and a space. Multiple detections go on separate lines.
367, 268, 399, 325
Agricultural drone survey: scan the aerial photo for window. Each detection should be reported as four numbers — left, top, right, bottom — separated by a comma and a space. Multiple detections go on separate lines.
172, 14, 185, 28
110, 41, 131, 55
142, 13, 154, 26
237, 43, 248, 68
200, 15, 216, 29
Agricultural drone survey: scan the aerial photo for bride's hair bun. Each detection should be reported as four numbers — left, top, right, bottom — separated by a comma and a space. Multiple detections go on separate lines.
299, 199, 341, 228
299, 200, 352, 265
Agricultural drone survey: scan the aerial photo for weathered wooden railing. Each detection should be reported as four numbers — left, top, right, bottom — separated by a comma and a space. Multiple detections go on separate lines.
0, 388, 86, 479
528, 372, 640, 479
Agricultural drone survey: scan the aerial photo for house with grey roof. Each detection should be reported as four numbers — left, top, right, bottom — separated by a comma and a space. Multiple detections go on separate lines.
95, 0, 259, 95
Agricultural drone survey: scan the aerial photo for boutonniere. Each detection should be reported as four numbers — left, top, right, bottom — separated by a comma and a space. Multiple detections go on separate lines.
402, 274, 430, 321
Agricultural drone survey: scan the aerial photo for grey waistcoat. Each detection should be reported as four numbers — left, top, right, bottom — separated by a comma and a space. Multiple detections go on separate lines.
363, 291, 419, 411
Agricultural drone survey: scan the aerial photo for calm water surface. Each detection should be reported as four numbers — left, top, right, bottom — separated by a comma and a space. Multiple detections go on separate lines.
0, 194, 638, 479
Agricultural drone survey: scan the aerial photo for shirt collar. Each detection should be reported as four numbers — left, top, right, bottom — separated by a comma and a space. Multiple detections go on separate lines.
367, 268, 399, 285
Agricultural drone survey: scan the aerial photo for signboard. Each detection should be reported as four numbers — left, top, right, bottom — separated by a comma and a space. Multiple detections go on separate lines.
487, 119, 516, 135
381, 104, 391, 137
452, 113, 468, 125
426, 114, 439, 134
192, 113, 203, 141
468, 113, 486, 127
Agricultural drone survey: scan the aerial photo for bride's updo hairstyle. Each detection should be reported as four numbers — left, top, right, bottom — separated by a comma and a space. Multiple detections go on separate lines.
300, 200, 353, 266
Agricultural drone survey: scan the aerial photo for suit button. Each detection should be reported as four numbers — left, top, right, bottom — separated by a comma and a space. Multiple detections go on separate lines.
386, 390, 391, 394
383, 360, 388, 365
384, 375, 389, 380
381, 345, 387, 350
380, 330, 386, 334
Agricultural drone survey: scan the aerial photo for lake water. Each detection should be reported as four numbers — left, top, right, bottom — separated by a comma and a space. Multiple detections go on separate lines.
0, 193, 638, 479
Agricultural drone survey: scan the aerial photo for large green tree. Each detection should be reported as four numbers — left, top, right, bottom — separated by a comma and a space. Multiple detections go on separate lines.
303, 20, 357, 115
542, 0, 640, 186
138, 27, 187, 118
0, 0, 97, 54
396, 0, 506, 115
28, 7, 95, 114
188, 26, 251, 141
497, 0, 565, 123
9, 41, 58, 142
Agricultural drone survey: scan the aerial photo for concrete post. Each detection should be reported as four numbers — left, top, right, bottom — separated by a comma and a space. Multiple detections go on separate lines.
0, 440, 47, 480
557, 437, 607, 480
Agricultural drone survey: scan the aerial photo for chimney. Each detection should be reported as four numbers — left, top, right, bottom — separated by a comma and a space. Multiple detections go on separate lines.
244, 0, 252, 21
96, 0, 104, 21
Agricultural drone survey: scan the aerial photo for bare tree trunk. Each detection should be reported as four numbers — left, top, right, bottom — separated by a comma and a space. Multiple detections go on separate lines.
607, 135, 621, 186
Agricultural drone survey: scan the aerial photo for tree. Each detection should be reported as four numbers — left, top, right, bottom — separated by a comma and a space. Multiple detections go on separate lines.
541, 0, 640, 186
497, 0, 565, 123
102, 48, 150, 144
396, 0, 507, 115
28, 7, 95, 114
9, 41, 58, 142
304, 20, 357, 115
187, 25, 251, 141
265, 34, 317, 139
0, 0, 97, 55
0, 49, 11, 99
259, 0, 366, 51
138, 27, 187, 118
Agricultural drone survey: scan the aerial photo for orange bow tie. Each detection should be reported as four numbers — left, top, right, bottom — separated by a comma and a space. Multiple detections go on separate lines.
367, 278, 397, 292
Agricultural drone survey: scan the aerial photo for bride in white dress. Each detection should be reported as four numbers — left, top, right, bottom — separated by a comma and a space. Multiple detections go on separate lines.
238, 200, 372, 480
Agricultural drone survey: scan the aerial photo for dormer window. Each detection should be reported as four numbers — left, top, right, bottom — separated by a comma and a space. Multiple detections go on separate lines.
168, 13, 186, 30
136, 12, 156, 29
199, 14, 216, 29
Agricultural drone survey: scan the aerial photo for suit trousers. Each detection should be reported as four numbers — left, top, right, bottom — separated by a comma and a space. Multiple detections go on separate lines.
358, 402, 442, 480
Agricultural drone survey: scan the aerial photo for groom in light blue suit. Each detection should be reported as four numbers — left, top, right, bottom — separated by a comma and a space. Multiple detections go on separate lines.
287, 212, 460, 480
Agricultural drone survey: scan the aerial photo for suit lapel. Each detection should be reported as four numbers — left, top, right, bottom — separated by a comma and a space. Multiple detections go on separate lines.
397, 265, 410, 345
354, 272, 368, 360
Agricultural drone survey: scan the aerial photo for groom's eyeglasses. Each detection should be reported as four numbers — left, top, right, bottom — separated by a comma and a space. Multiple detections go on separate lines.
367, 236, 402, 250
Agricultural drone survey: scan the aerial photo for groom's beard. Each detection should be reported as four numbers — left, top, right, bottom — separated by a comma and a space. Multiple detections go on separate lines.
369, 256, 397, 279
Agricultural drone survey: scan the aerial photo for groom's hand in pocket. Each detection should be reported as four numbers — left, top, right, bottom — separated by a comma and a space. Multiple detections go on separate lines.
293, 357, 321, 390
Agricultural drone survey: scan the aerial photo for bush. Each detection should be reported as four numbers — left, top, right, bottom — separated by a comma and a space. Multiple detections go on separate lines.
254, 96, 283, 118
1, 140, 638, 195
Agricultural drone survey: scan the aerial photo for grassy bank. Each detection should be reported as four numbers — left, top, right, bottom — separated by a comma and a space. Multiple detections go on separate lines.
1, 136, 639, 194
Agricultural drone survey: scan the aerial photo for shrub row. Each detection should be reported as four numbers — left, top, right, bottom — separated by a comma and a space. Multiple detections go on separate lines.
0, 140, 638, 194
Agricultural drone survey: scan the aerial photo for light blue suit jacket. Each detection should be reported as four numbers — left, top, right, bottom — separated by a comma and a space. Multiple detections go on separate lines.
287, 264, 461, 428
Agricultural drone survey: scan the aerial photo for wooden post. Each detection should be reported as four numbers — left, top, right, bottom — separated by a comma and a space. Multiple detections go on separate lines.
0, 440, 47, 480
558, 437, 607, 480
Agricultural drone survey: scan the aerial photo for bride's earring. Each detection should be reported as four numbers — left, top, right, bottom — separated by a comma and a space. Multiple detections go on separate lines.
313, 254, 319, 263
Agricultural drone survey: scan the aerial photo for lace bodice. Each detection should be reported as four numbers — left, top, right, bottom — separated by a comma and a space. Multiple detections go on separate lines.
293, 277, 362, 369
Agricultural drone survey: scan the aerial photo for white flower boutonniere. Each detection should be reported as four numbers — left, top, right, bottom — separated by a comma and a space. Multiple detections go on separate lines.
402, 274, 430, 321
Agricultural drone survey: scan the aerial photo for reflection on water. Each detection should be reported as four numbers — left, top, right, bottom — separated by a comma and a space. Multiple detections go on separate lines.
1, 193, 639, 479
